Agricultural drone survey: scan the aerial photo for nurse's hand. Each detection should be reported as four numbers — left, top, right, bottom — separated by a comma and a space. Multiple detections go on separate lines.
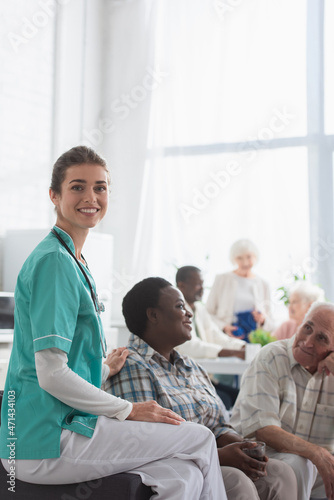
127, 401, 185, 425
104, 347, 129, 378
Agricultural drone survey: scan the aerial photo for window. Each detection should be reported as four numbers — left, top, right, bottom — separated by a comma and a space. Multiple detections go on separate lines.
0, 0, 55, 234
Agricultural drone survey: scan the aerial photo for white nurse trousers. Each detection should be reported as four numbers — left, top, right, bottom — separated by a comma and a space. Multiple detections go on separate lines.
2, 417, 227, 500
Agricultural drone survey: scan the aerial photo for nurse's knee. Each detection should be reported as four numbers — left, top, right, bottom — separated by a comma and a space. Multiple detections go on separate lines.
168, 459, 204, 498
182, 421, 216, 441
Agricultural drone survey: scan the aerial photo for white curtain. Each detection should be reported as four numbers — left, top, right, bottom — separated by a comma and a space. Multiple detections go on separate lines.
99, 0, 310, 323
2, 0, 328, 323
0, 0, 55, 235
325, 0, 334, 134
97, 0, 163, 319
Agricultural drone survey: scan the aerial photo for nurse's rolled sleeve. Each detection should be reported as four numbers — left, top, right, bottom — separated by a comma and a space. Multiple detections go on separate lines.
30, 252, 81, 353
35, 349, 133, 421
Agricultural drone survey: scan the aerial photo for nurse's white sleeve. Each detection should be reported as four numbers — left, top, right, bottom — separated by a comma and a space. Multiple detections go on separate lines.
101, 363, 110, 385
35, 348, 132, 421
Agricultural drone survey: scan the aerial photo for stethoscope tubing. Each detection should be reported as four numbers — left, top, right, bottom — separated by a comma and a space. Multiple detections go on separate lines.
51, 228, 107, 357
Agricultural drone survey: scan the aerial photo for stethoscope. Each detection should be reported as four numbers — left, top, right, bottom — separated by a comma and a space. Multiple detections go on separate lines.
51, 228, 107, 358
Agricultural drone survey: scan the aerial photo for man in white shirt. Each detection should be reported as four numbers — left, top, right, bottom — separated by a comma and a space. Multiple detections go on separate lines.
176, 266, 246, 408
230, 302, 334, 500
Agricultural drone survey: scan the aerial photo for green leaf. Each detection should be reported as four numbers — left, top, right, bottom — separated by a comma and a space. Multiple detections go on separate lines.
249, 329, 277, 347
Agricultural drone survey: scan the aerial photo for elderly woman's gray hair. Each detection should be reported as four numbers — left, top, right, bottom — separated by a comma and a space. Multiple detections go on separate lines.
229, 239, 259, 264
289, 281, 325, 303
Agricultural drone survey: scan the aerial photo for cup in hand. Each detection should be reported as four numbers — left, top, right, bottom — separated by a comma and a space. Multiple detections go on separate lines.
241, 440, 266, 461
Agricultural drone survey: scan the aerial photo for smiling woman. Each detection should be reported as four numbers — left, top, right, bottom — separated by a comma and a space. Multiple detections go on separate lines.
49, 148, 110, 261
122, 278, 193, 361
105, 276, 298, 500
206, 239, 274, 341
0, 146, 226, 499
49, 165, 109, 256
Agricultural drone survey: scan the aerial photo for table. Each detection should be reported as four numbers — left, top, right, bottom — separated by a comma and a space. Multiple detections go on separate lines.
195, 357, 250, 375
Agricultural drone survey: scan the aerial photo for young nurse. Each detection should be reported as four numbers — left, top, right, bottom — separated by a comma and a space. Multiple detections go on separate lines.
0, 146, 226, 499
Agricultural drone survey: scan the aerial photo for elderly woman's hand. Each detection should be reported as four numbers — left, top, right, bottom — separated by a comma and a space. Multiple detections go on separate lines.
104, 347, 129, 378
223, 325, 238, 336
252, 310, 266, 326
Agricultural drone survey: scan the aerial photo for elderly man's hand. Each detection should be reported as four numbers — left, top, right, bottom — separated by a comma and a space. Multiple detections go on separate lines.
104, 347, 129, 378
313, 447, 334, 500
318, 351, 334, 376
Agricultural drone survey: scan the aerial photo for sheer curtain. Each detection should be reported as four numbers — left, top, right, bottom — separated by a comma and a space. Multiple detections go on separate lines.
0, 0, 55, 289
98, 0, 164, 319
104, 0, 309, 323
0, 0, 55, 234
325, 0, 334, 135
1, 1, 329, 322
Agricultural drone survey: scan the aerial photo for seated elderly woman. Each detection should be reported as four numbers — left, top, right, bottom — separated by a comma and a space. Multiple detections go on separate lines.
104, 277, 297, 500
273, 281, 325, 340
206, 239, 273, 341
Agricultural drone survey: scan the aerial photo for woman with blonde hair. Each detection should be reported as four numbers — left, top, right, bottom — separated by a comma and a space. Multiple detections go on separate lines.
0, 145, 226, 499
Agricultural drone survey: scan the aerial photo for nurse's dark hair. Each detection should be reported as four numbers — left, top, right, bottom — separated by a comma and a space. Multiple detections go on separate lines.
50, 145, 110, 194
122, 277, 172, 338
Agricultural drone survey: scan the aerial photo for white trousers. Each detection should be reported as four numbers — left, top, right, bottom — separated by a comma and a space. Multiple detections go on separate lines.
2, 417, 226, 500
265, 449, 326, 500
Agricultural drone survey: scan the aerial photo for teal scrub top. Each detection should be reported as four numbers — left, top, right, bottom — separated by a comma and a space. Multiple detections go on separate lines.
0, 227, 106, 459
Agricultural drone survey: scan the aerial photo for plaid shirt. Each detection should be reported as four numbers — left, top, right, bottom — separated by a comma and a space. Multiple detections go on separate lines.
104, 333, 234, 439
230, 337, 334, 453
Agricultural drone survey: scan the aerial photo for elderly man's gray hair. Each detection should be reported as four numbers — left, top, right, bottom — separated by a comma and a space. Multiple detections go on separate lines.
304, 301, 334, 322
